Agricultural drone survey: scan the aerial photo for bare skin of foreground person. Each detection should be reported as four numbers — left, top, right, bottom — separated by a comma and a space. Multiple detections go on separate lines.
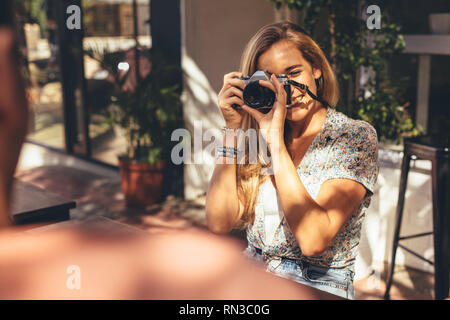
0, 226, 340, 299
0, 27, 341, 300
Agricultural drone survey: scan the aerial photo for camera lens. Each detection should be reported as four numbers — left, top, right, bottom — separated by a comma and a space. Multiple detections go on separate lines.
243, 81, 275, 113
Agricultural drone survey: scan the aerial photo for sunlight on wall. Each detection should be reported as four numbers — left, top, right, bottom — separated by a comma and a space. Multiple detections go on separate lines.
182, 51, 224, 199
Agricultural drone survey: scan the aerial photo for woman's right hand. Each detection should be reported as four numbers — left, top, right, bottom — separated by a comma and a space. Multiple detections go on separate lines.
217, 71, 246, 129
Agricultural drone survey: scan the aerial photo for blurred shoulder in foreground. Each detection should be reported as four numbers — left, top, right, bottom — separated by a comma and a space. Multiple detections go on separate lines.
0, 224, 338, 299
0, 27, 340, 300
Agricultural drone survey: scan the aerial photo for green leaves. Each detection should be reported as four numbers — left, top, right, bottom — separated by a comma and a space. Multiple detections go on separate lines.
147, 147, 163, 166
355, 78, 423, 143
266, 0, 420, 143
91, 49, 182, 163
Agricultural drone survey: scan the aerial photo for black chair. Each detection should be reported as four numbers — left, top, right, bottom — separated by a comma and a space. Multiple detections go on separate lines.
384, 134, 450, 300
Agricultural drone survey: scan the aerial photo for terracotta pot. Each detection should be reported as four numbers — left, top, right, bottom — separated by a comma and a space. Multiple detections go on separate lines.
118, 158, 166, 207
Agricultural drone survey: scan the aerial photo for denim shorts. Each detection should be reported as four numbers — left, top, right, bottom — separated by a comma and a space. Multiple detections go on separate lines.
242, 244, 355, 300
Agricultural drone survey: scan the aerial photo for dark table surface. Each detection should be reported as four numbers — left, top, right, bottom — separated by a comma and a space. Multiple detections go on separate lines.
11, 179, 76, 225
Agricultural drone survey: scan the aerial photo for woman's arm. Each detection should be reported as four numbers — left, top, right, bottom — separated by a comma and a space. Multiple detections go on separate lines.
270, 142, 367, 256
205, 131, 244, 234
271, 121, 378, 256
205, 72, 247, 234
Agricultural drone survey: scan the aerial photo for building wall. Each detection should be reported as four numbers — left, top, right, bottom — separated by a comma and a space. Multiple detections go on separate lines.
181, 0, 276, 199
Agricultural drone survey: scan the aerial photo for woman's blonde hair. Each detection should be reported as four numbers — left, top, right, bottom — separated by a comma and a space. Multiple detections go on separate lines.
236, 21, 339, 229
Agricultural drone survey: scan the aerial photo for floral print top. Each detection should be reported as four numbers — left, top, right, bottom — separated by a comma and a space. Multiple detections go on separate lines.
246, 107, 379, 272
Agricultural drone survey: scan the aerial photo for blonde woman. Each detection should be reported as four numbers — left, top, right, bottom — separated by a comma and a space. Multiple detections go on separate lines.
205, 21, 379, 299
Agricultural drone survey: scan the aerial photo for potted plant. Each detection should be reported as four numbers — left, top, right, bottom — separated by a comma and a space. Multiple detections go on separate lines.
91, 48, 182, 207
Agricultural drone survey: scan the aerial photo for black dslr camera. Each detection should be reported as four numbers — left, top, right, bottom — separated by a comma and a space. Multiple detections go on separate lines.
234, 70, 291, 113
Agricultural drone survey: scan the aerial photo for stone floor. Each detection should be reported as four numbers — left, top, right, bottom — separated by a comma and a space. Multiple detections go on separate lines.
15, 163, 436, 300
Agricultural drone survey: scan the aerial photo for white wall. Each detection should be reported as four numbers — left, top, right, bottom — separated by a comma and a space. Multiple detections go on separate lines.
181, 0, 276, 199
355, 160, 435, 279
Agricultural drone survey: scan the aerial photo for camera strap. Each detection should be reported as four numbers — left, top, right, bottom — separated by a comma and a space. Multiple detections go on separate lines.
287, 80, 330, 108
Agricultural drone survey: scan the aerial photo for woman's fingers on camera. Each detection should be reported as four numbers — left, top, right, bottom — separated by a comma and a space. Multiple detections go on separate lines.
219, 87, 244, 108
259, 75, 286, 107
224, 96, 244, 109
258, 79, 277, 94
241, 105, 263, 122
223, 72, 245, 92
220, 73, 244, 98
227, 86, 244, 100
224, 71, 243, 81
225, 78, 245, 91
273, 75, 287, 99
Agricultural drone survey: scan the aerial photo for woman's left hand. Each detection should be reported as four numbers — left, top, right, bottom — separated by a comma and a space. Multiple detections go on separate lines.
241, 74, 287, 148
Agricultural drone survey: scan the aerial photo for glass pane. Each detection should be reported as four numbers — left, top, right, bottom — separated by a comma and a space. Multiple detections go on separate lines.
83, 0, 151, 166
18, 1, 65, 149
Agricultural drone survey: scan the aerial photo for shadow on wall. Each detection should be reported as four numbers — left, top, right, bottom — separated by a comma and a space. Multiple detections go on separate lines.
381, 167, 434, 274
356, 184, 378, 280
181, 54, 225, 199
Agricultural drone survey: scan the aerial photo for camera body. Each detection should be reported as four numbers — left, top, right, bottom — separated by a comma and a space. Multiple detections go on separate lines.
234, 70, 291, 113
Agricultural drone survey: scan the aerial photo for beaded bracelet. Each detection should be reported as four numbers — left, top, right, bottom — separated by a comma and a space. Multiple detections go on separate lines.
216, 146, 238, 158
222, 127, 241, 135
